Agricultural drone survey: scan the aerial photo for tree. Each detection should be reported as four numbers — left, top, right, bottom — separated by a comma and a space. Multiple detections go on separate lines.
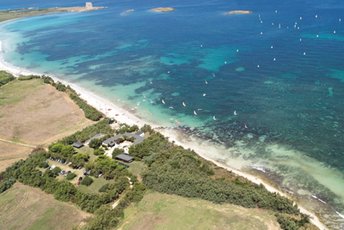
71, 153, 89, 168
49, 143, 65, 153
81, 176, 94, 186
66, 172, 77, 180
112, 148, 124, 159
89, 138, 103, 149
94, 148, 105, 156
51, 167, 62, 177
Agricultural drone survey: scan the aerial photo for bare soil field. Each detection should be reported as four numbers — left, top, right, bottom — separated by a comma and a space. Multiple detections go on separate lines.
0, 79, 92, 170
0, 141, 33, 172
0, 183, 91, 230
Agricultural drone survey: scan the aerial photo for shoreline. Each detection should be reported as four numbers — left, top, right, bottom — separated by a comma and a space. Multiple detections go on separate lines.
0, 29, 327, 230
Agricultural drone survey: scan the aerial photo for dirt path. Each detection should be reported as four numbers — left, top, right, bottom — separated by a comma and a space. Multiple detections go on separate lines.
0, 138, 36, 148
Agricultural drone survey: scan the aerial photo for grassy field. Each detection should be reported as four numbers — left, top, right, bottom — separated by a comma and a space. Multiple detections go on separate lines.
127, 161, 147, 182
0, 142, 33, 172
118, 192, 280, 230
0, 79, 92, 171
78, 177, 110, 194
0, 183, 91, 230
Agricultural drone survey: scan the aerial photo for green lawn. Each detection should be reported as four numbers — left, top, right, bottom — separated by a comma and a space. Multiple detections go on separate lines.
78, 177, 112, 194
0, 79, 43, 106
77, 146, 98, 161
127, 161, 147, 179
119, 192, 280, 230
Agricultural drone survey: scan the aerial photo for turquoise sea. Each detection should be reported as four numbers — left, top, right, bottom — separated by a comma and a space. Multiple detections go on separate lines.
1, 0, 344, 227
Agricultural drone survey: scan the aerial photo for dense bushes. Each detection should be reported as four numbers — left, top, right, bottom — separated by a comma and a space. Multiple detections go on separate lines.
116, 124, 139, 134
61, 119, 113, 145
0, 71, 15, 86
85, 155, 127, 180
275, 213, 310, 230
81, 176, 94, 186
0, 148, 136, 216
17, 75, 40, 81
48, 142, 90, 168
131, 132, 299, 215
0, 147, 144, 230
83, 183, 145, 230
94, 148, 105, 156
69, 93, 102, 121
89, 138, 103, 149
112, 148, 124, 159
66, 172, 77, 180
144, 170, 298, 213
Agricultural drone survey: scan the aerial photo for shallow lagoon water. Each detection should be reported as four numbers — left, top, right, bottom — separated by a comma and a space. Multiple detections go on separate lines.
1, 0, 344, 227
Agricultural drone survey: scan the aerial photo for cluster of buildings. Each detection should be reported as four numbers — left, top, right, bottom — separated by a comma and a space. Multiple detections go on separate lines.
72, 130, 145, 164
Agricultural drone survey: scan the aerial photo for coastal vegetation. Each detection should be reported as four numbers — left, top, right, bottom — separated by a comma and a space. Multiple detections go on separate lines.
0, 147, 144, 229
0, 72, 318, 229
129, 130, 314, 229
0, 70, 14, 86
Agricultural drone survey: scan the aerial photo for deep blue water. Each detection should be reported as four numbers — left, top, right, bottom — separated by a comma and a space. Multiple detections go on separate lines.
1, 0, 344, 227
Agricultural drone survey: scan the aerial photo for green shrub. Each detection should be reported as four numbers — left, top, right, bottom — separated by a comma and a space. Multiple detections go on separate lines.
17, 75, 40, 81
51, 167, 62, 177
55, 82, 67, 91
112, 148, 124, 159
69, 93, 102, 121
39, 161, 49, 168
66, 172, 77, 180
0, 71, 15, 86
61, 119, 113, 145
89, 138, 103, 149
94, 148, 105, 156
81, 176, 94, 186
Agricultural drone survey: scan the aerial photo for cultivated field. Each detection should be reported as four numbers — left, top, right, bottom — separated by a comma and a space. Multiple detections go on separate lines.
119, 192, 280, 230
0, 79, 92, 170
0, 183, 91, 230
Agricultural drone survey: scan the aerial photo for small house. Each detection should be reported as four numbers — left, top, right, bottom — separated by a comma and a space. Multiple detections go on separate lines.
115, 153, 134, 163
89, 133, 105, 141
72, 141, 84, 148
85, 2, 93, 9
102, 137, 118, 147
136, 131, 144, 137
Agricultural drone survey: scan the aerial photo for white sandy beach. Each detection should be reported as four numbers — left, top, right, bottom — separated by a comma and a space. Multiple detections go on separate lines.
0, 39, 327, 230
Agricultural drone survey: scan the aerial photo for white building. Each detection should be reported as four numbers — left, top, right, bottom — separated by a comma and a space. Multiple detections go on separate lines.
85, 2, 93, 9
